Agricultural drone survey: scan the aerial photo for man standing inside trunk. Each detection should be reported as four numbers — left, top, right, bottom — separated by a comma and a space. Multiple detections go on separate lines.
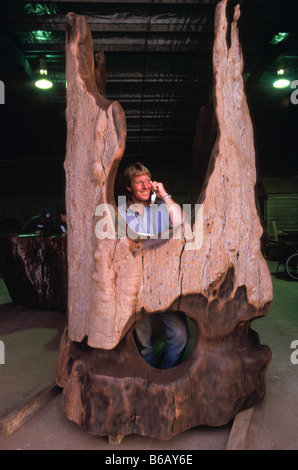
118, 162, 189, 369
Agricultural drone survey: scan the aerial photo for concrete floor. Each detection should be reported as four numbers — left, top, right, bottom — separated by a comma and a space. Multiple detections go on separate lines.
0, 259, 297, 450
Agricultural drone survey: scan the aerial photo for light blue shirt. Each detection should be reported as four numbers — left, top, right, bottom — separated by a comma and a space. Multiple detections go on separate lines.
118, 200, 171, 238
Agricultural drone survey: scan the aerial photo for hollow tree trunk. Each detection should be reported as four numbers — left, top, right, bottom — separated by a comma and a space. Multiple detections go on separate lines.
56, 0, 272, 440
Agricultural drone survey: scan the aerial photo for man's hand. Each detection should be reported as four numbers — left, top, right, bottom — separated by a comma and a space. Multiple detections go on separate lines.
151, 180, 184, 228
151, 181, 167, 200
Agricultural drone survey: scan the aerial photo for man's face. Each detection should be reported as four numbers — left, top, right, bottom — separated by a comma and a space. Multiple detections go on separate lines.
127, 173, 152, 205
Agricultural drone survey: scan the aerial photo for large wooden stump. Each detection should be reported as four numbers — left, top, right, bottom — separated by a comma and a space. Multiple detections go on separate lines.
0, 235, 67, 311
56, 1, 273, 440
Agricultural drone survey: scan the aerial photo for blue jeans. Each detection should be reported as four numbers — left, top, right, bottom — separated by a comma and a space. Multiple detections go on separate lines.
134, 312, 189, 369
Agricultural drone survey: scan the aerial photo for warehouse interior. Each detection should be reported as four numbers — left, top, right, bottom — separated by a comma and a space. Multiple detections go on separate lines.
0, 0, 298, 450
0, 0, 298, 229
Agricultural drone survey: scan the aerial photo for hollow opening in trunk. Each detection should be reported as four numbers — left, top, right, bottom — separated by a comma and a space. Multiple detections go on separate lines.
133, 312, 197, 369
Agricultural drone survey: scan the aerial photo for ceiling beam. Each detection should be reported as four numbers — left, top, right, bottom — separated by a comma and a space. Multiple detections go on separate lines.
0, 18, 214, 34
21, 42, 213, 53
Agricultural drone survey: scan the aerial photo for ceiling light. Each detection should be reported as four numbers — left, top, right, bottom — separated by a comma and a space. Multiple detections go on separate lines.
35, 58, 53, 89
270, 32, 290, 45
35, 78, 53, 89
273, 78, 291, 89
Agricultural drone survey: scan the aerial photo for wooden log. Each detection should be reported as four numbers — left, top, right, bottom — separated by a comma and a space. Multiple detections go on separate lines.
0, 235, 67, 311
0, 383, 60, 437
226, 407, 255, 450
56, 0, 273, 440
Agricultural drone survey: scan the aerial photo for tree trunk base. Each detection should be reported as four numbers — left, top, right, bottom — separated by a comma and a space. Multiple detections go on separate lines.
55, 323, 271, 440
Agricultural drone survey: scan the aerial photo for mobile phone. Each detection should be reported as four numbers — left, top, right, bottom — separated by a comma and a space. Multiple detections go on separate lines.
150, 181, 156, 204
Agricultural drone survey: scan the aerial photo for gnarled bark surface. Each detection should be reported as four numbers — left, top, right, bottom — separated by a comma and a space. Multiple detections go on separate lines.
0, 235, 67, 311
56, 1, 272, 440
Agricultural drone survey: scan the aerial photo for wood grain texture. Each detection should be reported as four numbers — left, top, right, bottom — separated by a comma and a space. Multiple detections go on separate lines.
56, 1, 273, 440
0, 235, 67, 311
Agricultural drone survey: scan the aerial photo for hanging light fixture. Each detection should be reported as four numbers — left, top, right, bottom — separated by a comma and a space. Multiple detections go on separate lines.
273, 68, 290, 89
35, 58, 53, 89
270, 32, 290, 45
273, 78, 290, 89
